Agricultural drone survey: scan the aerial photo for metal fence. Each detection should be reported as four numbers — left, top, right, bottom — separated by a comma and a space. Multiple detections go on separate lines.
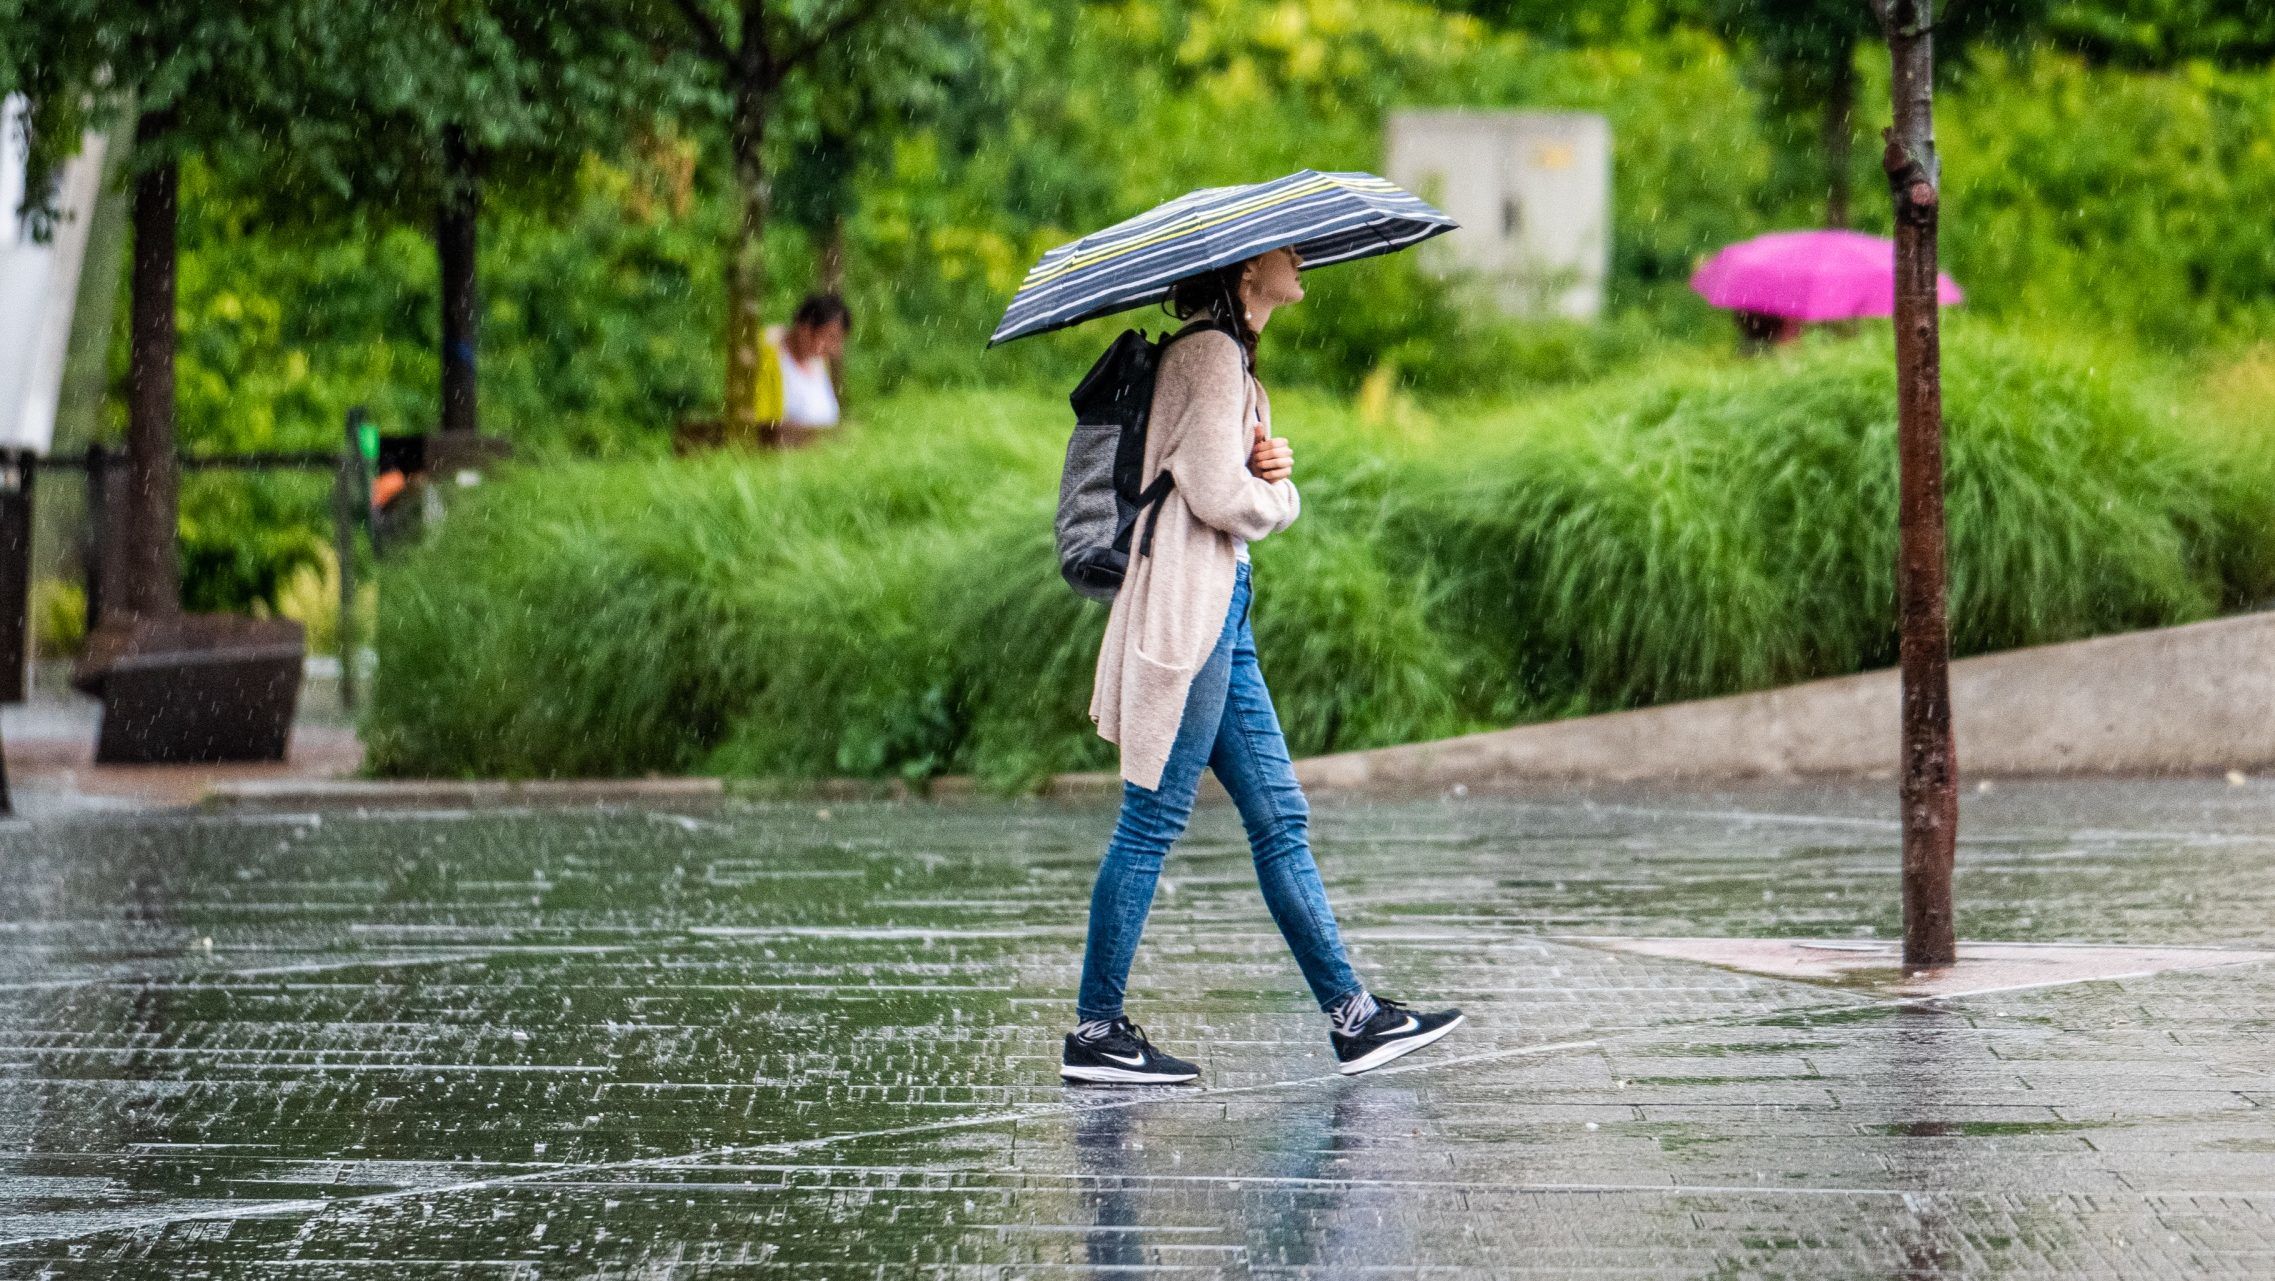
1, 408, 386, 710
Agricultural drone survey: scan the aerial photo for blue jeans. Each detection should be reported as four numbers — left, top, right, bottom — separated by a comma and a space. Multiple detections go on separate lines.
1077, 562, 1365, 1022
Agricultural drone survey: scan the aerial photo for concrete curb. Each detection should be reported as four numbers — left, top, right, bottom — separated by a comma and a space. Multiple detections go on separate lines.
207, 611, 2274, 810
1295, 609, 2275, 793
729, 773, 1123, 803
202, 776, 724, 812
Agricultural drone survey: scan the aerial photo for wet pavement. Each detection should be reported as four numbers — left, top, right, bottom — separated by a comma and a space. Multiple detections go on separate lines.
3, 669, 364, 818
3, 778, 2273, 1276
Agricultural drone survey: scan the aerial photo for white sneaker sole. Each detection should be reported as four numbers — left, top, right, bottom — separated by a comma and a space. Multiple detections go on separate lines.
1060, 1063, 1200, 1085
1336, 1013, 1465, 1076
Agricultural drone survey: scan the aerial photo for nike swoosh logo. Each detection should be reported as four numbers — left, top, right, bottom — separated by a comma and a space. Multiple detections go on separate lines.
1102, 1050, 1149, 1066
1382, 1016, 1419, 1036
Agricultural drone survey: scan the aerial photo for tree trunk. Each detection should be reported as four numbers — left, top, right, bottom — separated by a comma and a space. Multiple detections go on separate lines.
723, 46, 770, 433
118, 111, 181, 623
438, 125, 480, 436
1824, 46, 1857, 230
820, 213, 846, 294
820, 212, 847, 405
1877, 0, 1957, 968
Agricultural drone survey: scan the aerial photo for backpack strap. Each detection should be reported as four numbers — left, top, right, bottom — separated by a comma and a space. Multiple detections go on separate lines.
1118, 316, 1247, 561
1167, 315, 1250, 370
1134, 472, 1176, 557
1109, 470, 1177, 557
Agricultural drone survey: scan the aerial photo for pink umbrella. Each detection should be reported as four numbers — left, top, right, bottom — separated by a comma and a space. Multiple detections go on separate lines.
1690, 229, 1962, 322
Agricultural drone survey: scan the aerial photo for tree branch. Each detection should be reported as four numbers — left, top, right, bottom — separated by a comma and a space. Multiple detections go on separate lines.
773, 0, 888, 81
671, 0, 735, 66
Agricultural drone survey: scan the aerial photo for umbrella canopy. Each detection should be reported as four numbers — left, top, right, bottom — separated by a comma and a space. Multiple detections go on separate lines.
989, 170, 1456, 346
1690, 229, 1963, 322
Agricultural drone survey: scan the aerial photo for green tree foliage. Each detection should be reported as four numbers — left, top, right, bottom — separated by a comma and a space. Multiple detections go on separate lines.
4, 0, 696, 611
129, 3, 2275, 440
1702, 0, 2049, 228
595, 0, 979, 430
4, 1, 434, 215
1941, 48, 2275, 345
770, 2, 1001, 287
2046, 0, 2275, 67
36, 0, 2275, 619
223, 0, 687, 436
1431, 0, 1712, 44
4, 0, 449, 620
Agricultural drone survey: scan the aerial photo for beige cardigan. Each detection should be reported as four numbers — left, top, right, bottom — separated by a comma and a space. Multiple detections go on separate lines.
1089, 329, 1301, 789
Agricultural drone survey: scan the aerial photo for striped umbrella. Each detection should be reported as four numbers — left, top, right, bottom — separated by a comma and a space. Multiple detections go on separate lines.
988, 169, 1457, 347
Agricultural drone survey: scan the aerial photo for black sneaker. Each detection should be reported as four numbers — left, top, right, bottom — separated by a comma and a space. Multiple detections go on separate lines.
1331, 997, 1464, 1076
1060, 1018, 1200, 1085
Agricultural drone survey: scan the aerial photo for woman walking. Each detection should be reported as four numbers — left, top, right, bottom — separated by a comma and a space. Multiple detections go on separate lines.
1062, 245, 1465, 1085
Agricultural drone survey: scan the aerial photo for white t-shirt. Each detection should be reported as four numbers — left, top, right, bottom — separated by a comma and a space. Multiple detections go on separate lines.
773, 336, 840, 427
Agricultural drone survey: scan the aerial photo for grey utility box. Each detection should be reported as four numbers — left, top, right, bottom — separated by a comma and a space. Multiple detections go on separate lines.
1384, 110, 1611, 320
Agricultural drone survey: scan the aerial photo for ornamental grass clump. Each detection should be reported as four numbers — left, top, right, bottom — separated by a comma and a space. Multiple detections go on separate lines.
364, 390, 1064, 778
1383, 327, 2267, 724
367, 327, 2275, 785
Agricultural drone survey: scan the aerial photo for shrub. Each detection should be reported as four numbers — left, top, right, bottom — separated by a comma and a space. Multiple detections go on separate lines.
32, 579, 88, 659
1386, 325, 2274, 723
363, 390, 1063, 777
367, 325, 2275, 784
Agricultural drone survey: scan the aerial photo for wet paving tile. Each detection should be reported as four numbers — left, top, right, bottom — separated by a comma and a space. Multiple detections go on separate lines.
0, 779, 2272, 1274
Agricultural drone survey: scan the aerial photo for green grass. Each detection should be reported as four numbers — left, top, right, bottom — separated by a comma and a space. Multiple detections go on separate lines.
364, 326, 2275, 785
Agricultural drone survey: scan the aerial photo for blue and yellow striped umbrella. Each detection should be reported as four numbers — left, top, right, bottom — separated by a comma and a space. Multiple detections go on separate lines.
988, 170, 1457, 347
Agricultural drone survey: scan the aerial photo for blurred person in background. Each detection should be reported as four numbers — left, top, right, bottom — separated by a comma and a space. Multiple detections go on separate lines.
765, 292, 850, 431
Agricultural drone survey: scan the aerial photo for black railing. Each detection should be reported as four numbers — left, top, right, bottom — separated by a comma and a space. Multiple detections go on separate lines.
0, 410, 420, 814
8, 408, 386, 712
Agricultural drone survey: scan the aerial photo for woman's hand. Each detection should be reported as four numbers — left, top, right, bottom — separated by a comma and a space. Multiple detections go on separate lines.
1248, 425, 1293, 483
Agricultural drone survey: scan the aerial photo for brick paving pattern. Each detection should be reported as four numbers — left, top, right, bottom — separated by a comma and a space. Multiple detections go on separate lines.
2, 779, 2272, 1275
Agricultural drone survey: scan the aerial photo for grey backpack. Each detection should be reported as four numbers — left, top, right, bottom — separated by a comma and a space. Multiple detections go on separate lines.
1055, 321, 1234, 601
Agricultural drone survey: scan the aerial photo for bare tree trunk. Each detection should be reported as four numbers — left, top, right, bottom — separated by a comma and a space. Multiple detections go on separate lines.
1824, 47, 1857, 230
820, 213, 845, 294
1876, 0, 1957, 968
820, 212, 847, 405
723, 33, 771, 433
118, 111, 181, 623
438, 125, 480, 436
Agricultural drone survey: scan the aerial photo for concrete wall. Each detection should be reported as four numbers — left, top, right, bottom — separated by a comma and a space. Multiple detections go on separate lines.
1295, 611, 2275, 792
1384, 110, 1611, 320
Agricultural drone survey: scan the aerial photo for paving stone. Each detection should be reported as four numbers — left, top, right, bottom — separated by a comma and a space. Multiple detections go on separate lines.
0, 779, 2272, 1275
